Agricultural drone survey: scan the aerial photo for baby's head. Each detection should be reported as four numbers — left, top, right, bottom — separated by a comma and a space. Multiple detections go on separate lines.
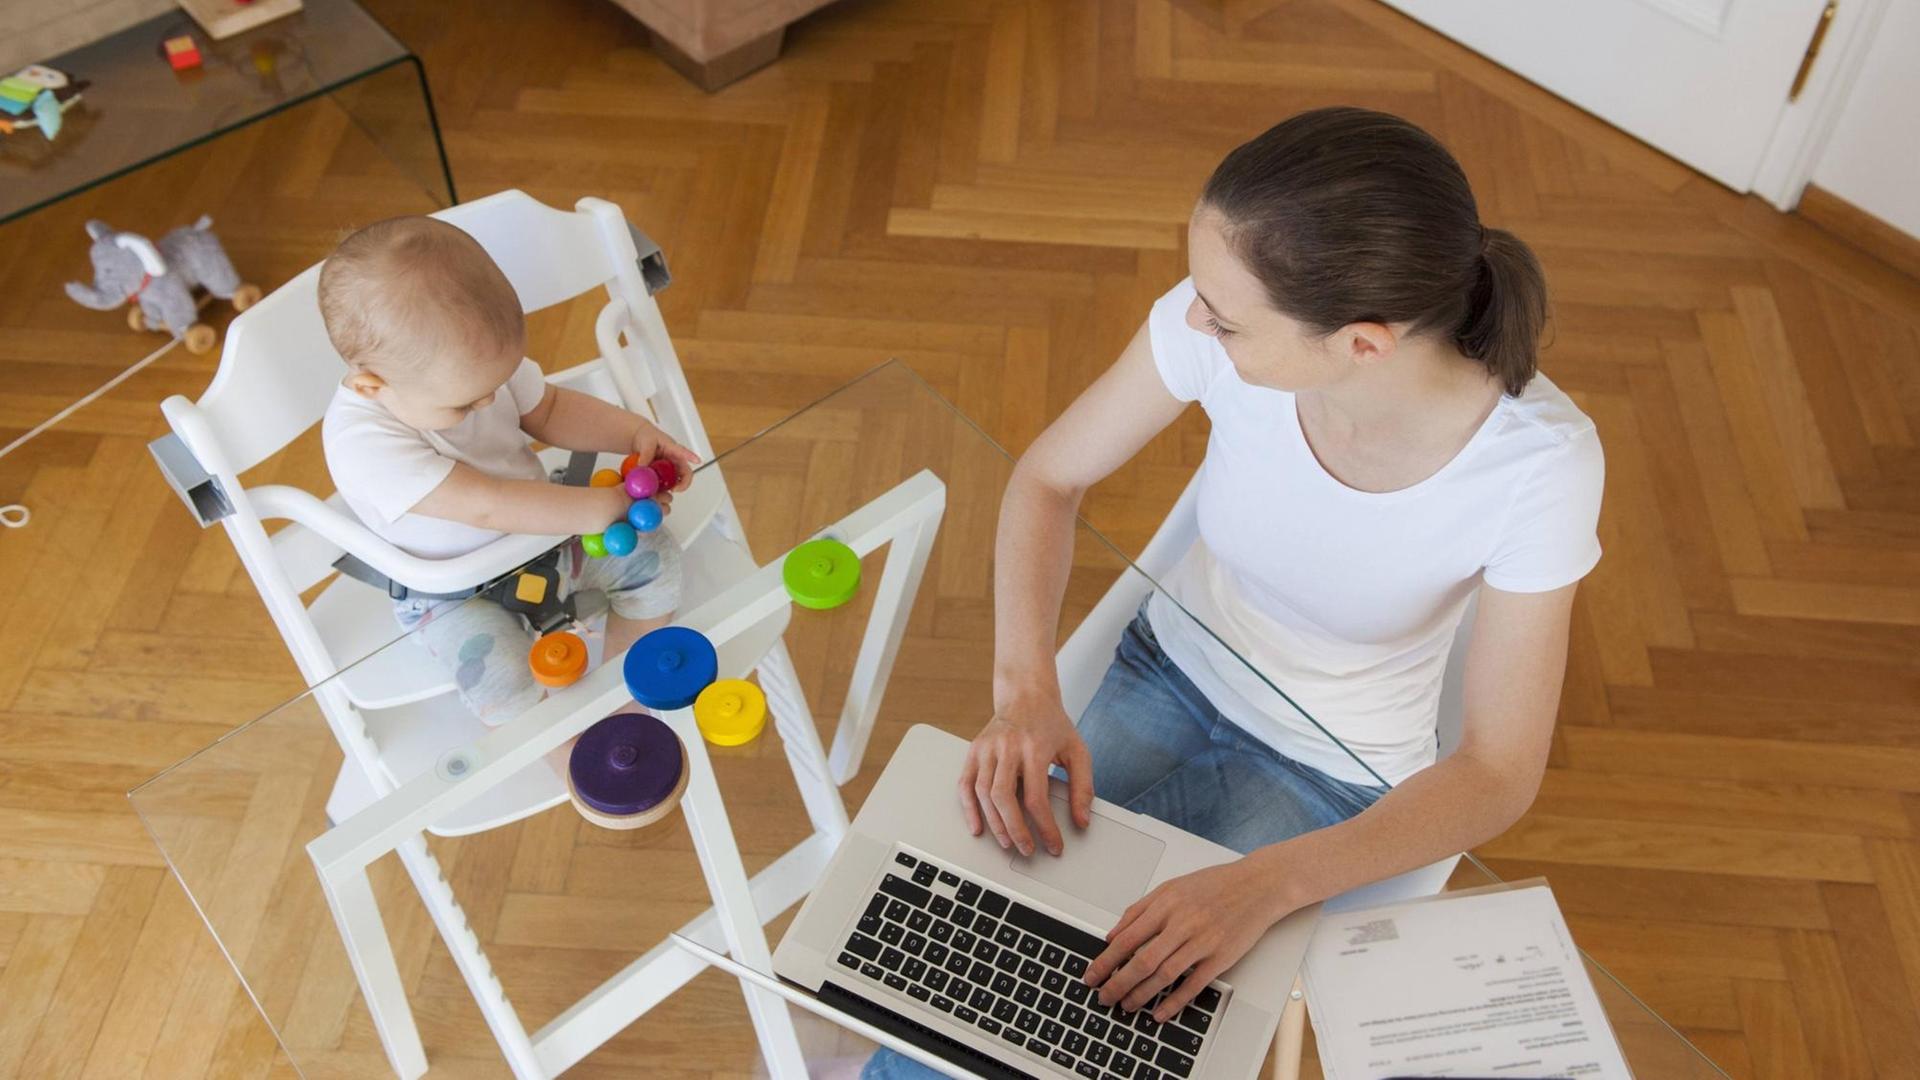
319, 216, 525, 431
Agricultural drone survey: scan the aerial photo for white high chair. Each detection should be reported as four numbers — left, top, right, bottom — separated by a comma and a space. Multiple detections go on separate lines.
1052, 477, 1475, 1076
160, 191, 848, 1073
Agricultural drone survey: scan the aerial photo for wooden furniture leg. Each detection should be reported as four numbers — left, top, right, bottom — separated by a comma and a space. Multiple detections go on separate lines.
648, 26, 784, 91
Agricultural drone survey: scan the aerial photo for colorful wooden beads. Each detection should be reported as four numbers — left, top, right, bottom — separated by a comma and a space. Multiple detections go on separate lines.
601, 521, 638, 556
584, 453, 683, 556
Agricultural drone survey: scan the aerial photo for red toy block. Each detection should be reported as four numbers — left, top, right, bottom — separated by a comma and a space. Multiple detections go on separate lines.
164, 36, 203, 72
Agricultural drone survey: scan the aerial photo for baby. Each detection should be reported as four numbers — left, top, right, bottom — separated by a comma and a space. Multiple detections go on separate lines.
319, 216, 691, 723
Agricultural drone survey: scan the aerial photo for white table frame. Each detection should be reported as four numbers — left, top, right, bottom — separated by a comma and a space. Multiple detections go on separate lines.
307, 471, 947, 1079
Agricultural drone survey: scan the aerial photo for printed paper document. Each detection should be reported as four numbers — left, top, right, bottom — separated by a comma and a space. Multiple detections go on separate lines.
1302, 884, 1630, 1079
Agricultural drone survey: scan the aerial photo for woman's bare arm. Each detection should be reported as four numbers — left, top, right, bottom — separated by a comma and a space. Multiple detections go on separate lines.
963, 320, 1189, 856
1086, 581, 1577, 1019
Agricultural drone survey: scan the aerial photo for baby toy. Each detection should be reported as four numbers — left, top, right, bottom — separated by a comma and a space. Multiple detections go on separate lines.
563, 624, 720, 828
64, 217, 262, 354
566, 710, 688, 829
582, 453, 680, 556
0, 65, 87, 141
162, 35, 203, 72
528, 630, 589, 688
783, 537, 862, 610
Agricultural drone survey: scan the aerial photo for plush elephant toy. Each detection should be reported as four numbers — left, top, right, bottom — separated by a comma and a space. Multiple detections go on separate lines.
64, 217, 261, 354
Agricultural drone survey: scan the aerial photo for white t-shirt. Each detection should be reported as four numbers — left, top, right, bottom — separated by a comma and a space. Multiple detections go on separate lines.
322, 358, 550, 560
1143, 278, 1604, 787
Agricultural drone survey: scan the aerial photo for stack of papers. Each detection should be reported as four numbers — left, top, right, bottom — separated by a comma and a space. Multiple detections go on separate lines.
1302, 883, 1631, 1079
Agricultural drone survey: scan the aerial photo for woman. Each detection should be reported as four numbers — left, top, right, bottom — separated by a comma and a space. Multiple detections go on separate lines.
867, 107, 1602, 1077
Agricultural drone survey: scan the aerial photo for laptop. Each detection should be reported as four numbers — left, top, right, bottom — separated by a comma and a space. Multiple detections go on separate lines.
773, 724, 1318, 1079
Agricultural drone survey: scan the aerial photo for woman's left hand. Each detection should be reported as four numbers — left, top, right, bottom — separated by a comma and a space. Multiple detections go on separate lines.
1084, 857, 1287, 1022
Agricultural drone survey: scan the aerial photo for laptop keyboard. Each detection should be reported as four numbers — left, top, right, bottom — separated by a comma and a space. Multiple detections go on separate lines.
833, 847, 1224, 1079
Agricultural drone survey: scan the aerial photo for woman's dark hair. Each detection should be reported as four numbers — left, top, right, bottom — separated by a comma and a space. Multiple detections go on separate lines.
1200, 107, 1548, 396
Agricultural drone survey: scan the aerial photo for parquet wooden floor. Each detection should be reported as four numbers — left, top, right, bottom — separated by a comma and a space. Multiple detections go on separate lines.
3, 0, 1919, 1077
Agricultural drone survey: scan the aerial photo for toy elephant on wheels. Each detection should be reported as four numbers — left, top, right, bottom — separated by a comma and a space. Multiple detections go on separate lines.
64, 217, 263, 355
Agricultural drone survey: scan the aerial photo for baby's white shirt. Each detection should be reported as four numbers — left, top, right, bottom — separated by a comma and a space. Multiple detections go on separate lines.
322, 358, 550, 560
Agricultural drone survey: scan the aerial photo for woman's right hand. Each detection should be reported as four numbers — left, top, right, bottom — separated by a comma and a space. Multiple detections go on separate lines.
958, 693, 1095, 857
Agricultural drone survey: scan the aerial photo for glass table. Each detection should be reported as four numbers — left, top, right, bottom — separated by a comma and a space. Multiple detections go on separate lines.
131, 361, 1727, 1078
2, 0, 453, 224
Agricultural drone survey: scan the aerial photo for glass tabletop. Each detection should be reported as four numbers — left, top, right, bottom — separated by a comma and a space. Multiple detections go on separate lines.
130, 361, 1725, 1078
1, 0, 451, 223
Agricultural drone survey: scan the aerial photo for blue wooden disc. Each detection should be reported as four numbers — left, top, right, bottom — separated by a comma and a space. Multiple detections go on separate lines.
623, 625, 718, 710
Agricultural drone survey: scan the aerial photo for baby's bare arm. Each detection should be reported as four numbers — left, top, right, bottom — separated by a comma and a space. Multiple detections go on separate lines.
520, 386, 701, 485
412, 462, 628, 536
520, 385, 643, 453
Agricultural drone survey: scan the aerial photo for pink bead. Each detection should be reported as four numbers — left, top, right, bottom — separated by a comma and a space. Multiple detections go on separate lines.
624, 468, 660, 499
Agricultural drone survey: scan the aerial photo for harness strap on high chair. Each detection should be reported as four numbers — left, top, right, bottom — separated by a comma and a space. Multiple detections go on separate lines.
330, 552, 485, 602
331, 450, 599, 603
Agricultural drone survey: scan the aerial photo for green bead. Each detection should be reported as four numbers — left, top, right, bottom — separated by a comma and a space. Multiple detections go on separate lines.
581, 532, 609, 558
782, 538, 861, 610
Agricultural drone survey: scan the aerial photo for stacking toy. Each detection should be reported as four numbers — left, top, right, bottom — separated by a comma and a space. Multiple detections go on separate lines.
627, 499, 664, 533
528, 631, 589, 687
590, 469, 623, 488
602, 521, 638, 556
624, 625, 719, 710
783, 538, 861, 610
694, 679, 767, 746
566, 712, 688, 829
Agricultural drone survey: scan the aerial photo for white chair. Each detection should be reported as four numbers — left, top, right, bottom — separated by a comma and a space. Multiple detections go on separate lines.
161, 190, 842, 1075
1053, 477, 1476, 1077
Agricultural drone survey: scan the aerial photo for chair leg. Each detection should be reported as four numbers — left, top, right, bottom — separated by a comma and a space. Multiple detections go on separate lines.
315, 860, 429, 1080
666, 707, 810, 1079
828, 512, 939, 784
757, 638, 849, 842
1271, 976, 1307, 1080
396, 834, 545, 1078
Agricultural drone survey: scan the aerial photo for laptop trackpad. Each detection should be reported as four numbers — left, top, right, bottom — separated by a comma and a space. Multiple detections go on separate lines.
1007, 797, 1165, 915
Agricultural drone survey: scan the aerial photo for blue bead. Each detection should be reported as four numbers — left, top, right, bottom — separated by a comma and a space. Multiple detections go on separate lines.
628, 498, 664, 533
623, 626, 718, 710
602, 521, 638, 556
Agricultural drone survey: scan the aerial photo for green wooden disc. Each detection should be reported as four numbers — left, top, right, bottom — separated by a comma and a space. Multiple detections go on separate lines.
783, 538, 861, 610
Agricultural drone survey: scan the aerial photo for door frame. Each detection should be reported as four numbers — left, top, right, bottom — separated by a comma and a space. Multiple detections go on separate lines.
1752, 0, 1895, 210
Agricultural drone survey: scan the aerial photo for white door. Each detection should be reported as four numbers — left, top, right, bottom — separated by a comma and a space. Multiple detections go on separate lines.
1379, 0, 1834, 192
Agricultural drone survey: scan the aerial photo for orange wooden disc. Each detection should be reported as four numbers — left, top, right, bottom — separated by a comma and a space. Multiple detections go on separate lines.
529, 631, 589, 687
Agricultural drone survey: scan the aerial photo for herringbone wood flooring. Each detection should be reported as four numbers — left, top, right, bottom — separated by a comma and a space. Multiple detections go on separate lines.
3, 0, 1919, 1076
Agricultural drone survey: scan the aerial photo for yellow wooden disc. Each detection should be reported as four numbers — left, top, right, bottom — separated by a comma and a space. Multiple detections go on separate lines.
693, 679, 767, 746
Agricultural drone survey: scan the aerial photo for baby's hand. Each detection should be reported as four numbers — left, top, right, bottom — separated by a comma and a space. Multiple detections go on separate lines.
631, 421, 700, 492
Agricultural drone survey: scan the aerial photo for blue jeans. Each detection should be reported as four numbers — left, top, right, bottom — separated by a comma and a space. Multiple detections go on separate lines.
862, 608, 1387, 1079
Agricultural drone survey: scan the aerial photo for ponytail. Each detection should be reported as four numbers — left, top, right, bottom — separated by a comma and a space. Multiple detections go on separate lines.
1455, 228, 1548, 397
1202, 108, 1552, 397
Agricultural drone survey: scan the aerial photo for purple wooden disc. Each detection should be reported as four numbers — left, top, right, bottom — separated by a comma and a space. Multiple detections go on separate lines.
569, 713, 681, 817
